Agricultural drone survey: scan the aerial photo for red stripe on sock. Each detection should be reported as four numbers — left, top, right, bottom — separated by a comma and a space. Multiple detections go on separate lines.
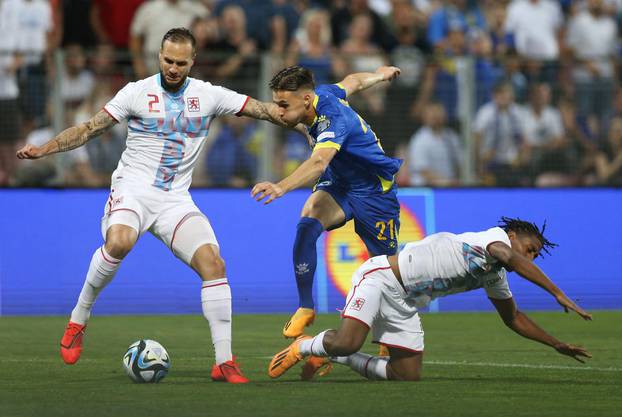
100, 247, 120, 264
202, 282, 228, 289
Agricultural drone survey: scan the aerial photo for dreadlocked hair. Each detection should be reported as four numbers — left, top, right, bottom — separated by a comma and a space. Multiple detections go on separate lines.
498, 216, 558, 257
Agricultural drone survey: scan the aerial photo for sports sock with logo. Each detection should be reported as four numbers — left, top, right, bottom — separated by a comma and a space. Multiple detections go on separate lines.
292, 217, 324, 309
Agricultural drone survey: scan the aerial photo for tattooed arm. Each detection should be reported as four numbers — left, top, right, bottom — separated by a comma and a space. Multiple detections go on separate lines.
239, 98, 309, 139
17, 110, 118, 160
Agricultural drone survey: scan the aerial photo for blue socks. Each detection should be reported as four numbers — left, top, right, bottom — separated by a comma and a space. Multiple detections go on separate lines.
293, 217, 324, 309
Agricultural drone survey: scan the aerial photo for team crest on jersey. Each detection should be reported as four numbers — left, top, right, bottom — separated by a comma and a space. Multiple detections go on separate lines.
187, 97, 200, 112
350, 298, 365, 311
316, 115, 330, 133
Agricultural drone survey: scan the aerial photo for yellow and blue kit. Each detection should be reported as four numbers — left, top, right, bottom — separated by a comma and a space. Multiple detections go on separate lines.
308, 84, 403, 255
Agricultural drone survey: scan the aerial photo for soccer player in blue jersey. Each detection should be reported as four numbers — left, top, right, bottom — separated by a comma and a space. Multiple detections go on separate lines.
251, 65, 403, 338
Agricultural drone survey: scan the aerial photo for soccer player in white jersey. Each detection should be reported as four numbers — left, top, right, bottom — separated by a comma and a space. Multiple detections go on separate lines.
16, 28, 308, 384
268, 217, 593, 381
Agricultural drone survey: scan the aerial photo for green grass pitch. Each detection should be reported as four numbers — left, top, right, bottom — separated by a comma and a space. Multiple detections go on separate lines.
1, 311, 620, 417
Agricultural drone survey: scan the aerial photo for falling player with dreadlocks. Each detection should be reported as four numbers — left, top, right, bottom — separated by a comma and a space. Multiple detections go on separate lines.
268, 217, 593, 381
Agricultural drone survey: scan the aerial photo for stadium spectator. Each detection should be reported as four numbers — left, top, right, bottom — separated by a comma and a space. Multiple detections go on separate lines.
505, 0, 563, 83
280, 131, 312, 177
213, 0, 284, 51
90, 0, 145, 49
505, 0, 563, 61
381, 0, 428, 154
74, 83, 126, 186
522, 83, 574, 185
413, 20, 468, 127
486, 1, 514, 61
205, 116, 259, 187
130, 0, 208, 78
426, 0, 486, 50
15, 0, 54, 127
471, 31, 504, 108
270, 0, 302, 54
60, 0, 97, 48
566, 0, 618, 120
558, 96, 599, 176
473, 81, 527, 186
330, 0, 398, 52
13, 122, 99, 187
285, 9, 346, 85
60, 44, 95, 110
339, 14, 389, 115
408, 102, 462, 186
593, 116, 622, 185
0, 0, 23, 186
203, 5, 260, 97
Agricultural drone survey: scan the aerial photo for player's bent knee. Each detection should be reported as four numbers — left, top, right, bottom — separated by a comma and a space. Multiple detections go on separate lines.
190, 244, 226, 280
104, 228, 137, 259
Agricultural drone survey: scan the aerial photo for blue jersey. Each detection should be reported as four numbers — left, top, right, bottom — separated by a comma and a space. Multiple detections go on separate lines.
308, 84, 402, 194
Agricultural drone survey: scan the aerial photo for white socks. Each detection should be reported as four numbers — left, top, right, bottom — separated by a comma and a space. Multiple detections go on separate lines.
201, 278, 232, 365
299, 329, 388, 380
334, 352, 388, 380
70, 246, 121, 325
299, 330, 329, 356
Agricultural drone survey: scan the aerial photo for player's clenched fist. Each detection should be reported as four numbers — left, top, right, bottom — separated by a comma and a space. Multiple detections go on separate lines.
16, 144, 45, 160
251, 181, 284, 205
376, 66, 401, 82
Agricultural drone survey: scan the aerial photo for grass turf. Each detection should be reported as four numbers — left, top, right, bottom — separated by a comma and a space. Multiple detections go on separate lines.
0, 312, 620, 417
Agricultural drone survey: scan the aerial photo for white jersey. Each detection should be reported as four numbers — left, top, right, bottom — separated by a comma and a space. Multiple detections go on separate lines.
397, 227, 513, 307
104, 74, 249, 192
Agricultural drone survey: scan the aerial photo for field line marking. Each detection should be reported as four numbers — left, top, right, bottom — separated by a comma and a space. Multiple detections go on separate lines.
4, 357, 620, 373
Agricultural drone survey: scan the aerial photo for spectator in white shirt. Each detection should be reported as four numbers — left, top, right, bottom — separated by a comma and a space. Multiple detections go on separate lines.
505, 0, 563, 61
60, 44, 95, 110
473, 81, 527, 186
130, 0, 208, 78
566, 0, 618, 119
408, 103, 462, 186
14, 0, 54, 125
0, 0, 23, 185
523, 83, 574, 185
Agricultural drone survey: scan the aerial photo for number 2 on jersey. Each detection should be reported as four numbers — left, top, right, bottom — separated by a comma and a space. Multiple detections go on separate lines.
147, 94, 160, 113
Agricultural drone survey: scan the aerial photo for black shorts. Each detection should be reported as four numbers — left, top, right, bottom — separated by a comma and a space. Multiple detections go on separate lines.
0, 99, 21, 142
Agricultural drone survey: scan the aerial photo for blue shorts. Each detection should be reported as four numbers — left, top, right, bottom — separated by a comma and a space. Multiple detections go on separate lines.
314, 177, 400, 256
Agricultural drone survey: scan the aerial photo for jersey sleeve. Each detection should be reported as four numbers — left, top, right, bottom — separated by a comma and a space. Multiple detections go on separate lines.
481, 227, 512, 254
210, 85, 249, 116
484, 269, 513, 300
104, 82, 136, 122
317, 84, 347, 100
313, 110, 349, 152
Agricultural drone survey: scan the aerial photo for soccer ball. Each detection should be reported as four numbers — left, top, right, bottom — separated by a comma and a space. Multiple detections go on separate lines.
122, 339, 171, 383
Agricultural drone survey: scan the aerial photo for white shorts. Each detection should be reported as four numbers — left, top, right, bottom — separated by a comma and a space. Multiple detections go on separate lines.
101, 179, 218, 265
342, 255, 424, 353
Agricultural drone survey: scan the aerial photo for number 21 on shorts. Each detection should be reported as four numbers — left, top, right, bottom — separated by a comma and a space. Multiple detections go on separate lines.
375, 219, 396, 241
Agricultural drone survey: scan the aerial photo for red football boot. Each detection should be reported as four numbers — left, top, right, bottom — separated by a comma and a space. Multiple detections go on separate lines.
60, 321, 87, 364
211, 357, 249, 384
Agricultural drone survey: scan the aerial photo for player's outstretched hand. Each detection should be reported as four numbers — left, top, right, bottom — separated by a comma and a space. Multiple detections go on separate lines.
251, 181, 284, 205
555, 293, 593, 321
553, 342, 592, 363
16, 144, 44, 159
376, 66, 401, 82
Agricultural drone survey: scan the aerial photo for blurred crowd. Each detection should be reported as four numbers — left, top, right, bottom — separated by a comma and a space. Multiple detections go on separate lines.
1, 0, 622, 187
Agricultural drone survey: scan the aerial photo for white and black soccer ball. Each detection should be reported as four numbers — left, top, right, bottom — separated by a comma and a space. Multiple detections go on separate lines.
122, 339, 171, 383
